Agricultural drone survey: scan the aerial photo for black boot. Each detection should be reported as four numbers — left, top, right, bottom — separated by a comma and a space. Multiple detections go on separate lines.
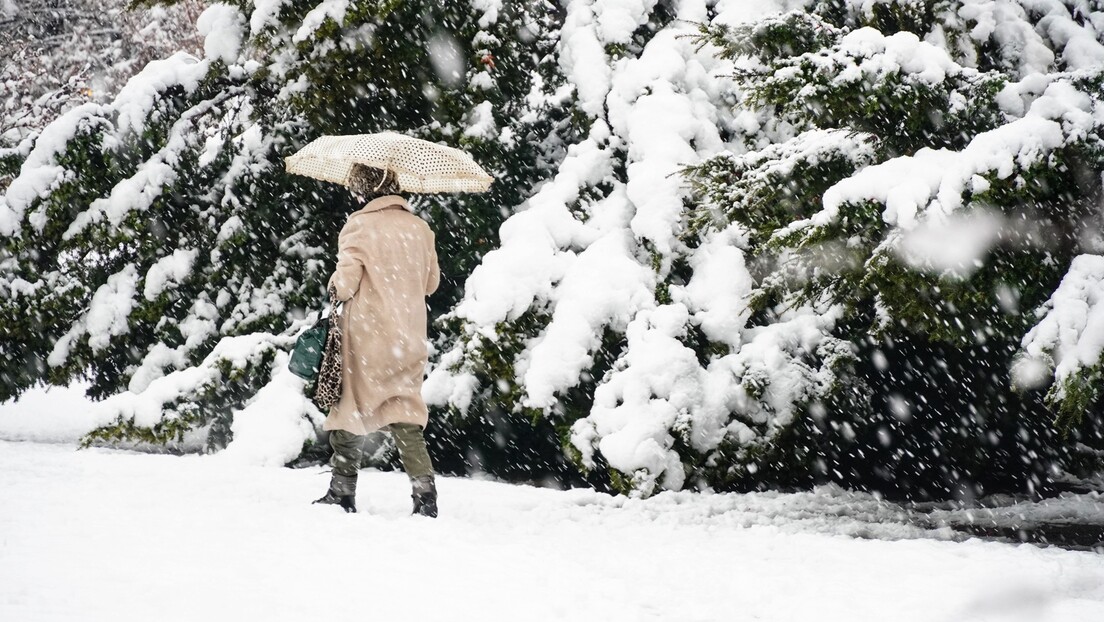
411, 475, 437, 518
314, 473, 357, 513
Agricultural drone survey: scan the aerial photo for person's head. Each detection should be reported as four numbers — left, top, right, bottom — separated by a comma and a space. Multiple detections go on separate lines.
348, 164, 401, 204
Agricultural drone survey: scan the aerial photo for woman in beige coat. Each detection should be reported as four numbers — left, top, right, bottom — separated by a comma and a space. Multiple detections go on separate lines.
313, 165, 441, 516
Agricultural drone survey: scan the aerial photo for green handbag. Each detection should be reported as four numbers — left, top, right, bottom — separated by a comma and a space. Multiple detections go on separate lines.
289, 288, 340, 383
289, 316, 329, 381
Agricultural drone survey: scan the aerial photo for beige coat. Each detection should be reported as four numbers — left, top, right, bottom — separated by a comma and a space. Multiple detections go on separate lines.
323, 195, 440, 435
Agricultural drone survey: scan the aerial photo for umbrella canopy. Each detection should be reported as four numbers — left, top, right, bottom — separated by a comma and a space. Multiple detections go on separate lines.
284, 132, 494, 194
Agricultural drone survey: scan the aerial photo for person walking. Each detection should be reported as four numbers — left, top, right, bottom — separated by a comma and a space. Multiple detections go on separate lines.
313, 164, 441, 517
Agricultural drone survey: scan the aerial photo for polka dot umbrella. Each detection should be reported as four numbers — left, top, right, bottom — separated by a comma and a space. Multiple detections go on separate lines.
284, 132, 494, 194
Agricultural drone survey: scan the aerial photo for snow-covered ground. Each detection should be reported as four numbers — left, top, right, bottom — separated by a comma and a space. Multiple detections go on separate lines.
2, 440, 1103, 622
0, 384, 102, 444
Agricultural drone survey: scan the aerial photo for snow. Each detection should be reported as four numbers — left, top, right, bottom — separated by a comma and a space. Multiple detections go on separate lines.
196, 4, 246, 64
143, 248, 198, 300
439, 1, 742, 420
216, 214, 244, 242
66, 158, 178, 234
218, 352, 321, 467
213, 122, 272, 220
432, 1, 874, 493
792, 78, 1095, 236
47, 264, 141, 366
1, 336, 321, 464
128, 343, 188, 394
112, 52, 209, 135
571, 304, 700, 492
928, 491, 1104, 532
1018, 254, 1104, 391
428, 32, 465, 88
520, 229, 655, 410
421, 352, 480, 414
249, 0, 292, 35
559, 2, 613, 118
959, 0, 1058, 76
6, 50, 218, 242
894, 209, 1004, 276
700, 305, 846, 439
567, 299, 848, 496
954, 1, 1104, 75
462, 100, 497, 138
128, 297, 219, 393
594, 0, 656, 44
84, 264, 141, 353
0, 103, 109, 236
2, 440, 1104, 621
834, 28, 969, 86
675, 225, 753, 348
83, 332, 319, 459
708, 0, 808, 28
447, 133, 612, 328
470, 0, 502, 28
1029, 0, 1104, 70
293, 0, 351, 44
0, 384, 99, 444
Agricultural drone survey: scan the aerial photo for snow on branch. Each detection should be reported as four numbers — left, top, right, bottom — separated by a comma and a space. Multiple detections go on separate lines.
778, 78, 1099, 239
1, 103, 111, 236
85, 332, 321, 464
1017, 254, 1104, 400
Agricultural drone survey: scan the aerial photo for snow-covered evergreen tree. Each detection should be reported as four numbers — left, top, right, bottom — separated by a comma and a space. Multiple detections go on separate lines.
0, 0, 565, 464
690, 0, 1104, 498
429, 0, 1104, 497
1, 0, 206, 180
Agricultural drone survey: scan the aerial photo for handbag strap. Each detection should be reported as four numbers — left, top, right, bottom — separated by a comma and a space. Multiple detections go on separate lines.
325, 285, 342, 319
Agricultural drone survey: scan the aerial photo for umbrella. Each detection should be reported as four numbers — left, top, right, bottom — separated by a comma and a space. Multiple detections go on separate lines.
284, 132, 494, 194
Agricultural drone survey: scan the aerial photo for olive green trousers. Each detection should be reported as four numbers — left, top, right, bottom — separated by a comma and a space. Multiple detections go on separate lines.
329, 424, 434, 481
